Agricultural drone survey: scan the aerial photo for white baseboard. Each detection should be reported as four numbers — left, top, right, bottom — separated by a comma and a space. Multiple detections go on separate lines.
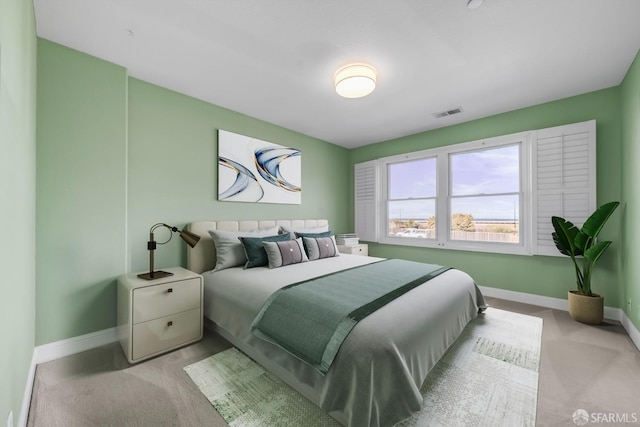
18, 350, 37, 427
480, 286, 570, 311
33, 326, 119, 365
480, 285, 640, 351
621, 314, 640, 352
18, 328, 118, 427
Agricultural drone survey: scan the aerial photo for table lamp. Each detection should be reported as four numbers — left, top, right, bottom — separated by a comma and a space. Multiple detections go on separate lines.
138, 223, 200, 280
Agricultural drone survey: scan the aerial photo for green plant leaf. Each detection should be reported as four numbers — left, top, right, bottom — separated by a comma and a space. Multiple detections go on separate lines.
581, 240, 612, 296
551, 216, 582, 257
574, 230, 591, 253
584, 240, 612, 269
581, 201, 620, 239
551, 201, 618, 295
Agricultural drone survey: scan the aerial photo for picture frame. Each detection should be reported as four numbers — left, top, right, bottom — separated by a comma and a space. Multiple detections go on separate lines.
217, 129, 301, 204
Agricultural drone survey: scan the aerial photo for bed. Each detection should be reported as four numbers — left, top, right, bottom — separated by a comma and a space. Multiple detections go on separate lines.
187, 219, 485, 427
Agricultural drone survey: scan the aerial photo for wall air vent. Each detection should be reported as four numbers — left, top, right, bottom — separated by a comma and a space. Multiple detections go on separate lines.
433, 107, 463, 119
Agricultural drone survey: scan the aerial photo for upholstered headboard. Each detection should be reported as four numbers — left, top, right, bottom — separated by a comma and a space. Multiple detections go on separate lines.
186, 219, 329, 274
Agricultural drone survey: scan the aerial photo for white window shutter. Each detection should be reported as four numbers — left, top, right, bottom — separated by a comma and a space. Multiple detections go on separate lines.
354, 160, 378, 242
531, 120, 596, 256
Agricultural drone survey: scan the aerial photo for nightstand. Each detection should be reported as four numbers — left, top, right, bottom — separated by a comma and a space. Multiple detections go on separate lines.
337, 244, 368, 256
117, 267, 203, 364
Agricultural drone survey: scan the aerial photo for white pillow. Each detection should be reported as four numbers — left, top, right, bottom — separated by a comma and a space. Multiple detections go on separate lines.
263, 238, 309, 268
209, 227, 280, 271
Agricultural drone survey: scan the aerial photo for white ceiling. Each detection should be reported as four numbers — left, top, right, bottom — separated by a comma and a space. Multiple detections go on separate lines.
33, 0, 640, 149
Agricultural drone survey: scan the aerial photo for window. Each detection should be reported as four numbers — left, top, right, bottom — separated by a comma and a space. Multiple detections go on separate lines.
387, 158, 437, 239
449, 144, 520, 244
354, 120, 595, 256
379, 134, 528, 254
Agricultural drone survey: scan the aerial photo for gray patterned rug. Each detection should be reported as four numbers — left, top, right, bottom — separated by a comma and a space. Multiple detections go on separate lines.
184, 308, 542, 426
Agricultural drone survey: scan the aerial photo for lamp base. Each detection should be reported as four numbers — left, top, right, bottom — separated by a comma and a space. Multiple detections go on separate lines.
137, 270, 174, 280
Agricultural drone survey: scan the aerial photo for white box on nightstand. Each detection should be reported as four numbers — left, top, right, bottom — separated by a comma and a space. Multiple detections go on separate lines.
337, 244, 368, 256
117, 267, 203, 364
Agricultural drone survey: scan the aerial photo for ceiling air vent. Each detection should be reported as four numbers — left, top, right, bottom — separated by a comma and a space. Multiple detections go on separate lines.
433, 107, 463, 119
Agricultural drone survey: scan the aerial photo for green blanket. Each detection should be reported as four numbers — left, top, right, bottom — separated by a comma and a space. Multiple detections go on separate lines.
250, 259, 450, 374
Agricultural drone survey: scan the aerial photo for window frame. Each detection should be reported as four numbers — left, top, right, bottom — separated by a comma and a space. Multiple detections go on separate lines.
379, 132, 532, 256
386, 155, 438, 240
354, 120, 596, 257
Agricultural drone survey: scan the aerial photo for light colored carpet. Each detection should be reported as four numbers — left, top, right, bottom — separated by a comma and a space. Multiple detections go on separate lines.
184, 307, 542, 426
28, 298, 640, 427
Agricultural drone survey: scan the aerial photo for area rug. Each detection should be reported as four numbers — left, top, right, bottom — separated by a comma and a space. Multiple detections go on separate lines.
184, 307, 542, 426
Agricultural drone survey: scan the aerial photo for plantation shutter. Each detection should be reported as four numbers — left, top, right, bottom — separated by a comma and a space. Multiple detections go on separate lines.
354, 160, 378, 242
531, 120, 596, 256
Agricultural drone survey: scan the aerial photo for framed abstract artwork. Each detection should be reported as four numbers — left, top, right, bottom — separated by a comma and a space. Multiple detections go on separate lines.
217, 129, 302, 204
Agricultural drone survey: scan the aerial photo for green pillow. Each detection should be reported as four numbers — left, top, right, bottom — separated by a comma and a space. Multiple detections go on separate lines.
209, 227, 280, 271
239, 232, 291, 268
294, 230, 332, 239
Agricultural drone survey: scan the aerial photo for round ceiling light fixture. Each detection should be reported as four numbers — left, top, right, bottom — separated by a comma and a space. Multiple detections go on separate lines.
334, 63, 377, 99
467, 0, 484, 9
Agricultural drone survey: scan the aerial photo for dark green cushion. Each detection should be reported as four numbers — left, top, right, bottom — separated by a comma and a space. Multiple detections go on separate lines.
295, 230, 332, 239
239, 232, 291, 268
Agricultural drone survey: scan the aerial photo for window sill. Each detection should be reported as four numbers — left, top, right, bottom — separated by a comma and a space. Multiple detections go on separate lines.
379, 236, 532, 256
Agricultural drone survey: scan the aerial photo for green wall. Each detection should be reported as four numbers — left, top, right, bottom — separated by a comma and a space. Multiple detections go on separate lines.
33, 37, 640, 351
621, 49, 640, 330
36, 39, 128, 345
0, 0, 37, 424
35, 40, 350, 345
349, 88, 624, 308
127, 78, 350, 273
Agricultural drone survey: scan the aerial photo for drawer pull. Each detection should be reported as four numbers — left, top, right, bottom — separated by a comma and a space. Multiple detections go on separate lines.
167, 321, 173, 327
167, 288, 173, 293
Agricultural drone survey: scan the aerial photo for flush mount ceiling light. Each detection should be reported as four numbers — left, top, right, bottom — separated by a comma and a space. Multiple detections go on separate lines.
467, 0, 484, 9
334, 64, 377, 99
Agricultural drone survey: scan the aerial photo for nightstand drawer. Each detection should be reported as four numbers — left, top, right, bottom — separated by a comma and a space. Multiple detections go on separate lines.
132, 308, 202, 361
133, 278, 201, 323
337, 244, 368, 256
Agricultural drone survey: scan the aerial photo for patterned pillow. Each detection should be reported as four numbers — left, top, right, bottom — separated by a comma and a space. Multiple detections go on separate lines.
263, 238, 309, 268
239, 233, 291, 269
296, 230, 333, 253
209, 227, 280, 271
303, 236, 340, 260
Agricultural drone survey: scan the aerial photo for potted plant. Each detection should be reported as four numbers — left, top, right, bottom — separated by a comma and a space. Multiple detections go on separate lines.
551, 201, 619, 324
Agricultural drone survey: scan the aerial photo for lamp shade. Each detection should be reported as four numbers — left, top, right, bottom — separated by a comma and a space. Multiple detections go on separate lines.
179, 229, 201, 248
335, 64, 377, 98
